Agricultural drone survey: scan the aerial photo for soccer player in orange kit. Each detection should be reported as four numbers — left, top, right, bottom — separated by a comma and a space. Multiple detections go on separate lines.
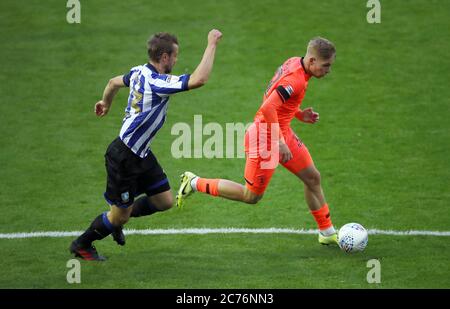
177, 37, 338, 245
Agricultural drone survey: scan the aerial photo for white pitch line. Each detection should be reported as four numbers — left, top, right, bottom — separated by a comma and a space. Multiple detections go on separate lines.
0, 228, 449, 239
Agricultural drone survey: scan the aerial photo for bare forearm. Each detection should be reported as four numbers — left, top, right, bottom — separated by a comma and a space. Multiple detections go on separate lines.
102, 80, 120, 107
189, 44, 217, 88
188, 29, 222, 89
95, 76, 125, 117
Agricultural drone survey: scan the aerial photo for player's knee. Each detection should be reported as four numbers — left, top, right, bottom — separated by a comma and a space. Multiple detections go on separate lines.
243, 190, 263, 204
158, 197, 174, 211
304, 169, 321, 187
117, 214, 130, 226
149, 194, 174, 211
245, 196, 260, 204
109, 211, 130, 226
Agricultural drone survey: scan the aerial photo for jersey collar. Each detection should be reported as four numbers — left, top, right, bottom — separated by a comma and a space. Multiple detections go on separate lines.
146, 63, 158, 73
300, 57, 312, 80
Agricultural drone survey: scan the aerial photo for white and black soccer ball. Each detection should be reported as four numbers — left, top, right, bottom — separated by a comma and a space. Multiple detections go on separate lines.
338, 223, 368, 253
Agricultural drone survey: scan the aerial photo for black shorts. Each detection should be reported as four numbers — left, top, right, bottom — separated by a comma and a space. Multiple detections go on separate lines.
104, 137, 170, 208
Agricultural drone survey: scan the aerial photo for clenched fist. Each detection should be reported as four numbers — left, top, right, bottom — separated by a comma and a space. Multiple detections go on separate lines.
208, 29, 223, 46
95, 100, 110, 117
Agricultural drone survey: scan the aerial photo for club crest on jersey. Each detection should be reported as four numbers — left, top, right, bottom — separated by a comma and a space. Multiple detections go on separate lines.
165, 75, 172, 83
121, 192, 130, 203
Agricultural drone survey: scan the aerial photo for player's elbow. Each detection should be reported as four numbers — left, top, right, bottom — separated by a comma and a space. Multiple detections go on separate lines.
188, 77, 208, 89
260, 107, 275, 124
188, 71, 210, 89
260, 106, 270, 118
108, 76, 124, 89
197, 77, 208, 86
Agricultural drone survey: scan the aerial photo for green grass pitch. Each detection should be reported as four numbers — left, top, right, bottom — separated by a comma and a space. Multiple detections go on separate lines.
0, 0, 449, 288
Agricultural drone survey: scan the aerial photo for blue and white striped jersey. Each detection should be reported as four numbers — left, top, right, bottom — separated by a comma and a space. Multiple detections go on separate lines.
119, 63, 190, 158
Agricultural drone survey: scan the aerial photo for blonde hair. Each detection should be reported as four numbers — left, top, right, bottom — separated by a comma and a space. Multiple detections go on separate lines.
307, 37, 336, 60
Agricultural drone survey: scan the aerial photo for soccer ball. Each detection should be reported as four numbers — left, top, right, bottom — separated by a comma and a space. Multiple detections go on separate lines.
338, 223, 368, 253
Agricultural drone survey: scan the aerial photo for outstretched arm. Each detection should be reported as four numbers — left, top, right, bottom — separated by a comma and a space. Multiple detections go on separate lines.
188, 29, 222, 89
95, 75, 126, 117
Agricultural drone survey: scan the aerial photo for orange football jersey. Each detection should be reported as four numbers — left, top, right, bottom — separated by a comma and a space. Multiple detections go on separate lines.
255, 57, 311, 135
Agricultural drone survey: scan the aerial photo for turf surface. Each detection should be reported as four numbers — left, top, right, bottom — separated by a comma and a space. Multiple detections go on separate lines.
0, 0, 449, 288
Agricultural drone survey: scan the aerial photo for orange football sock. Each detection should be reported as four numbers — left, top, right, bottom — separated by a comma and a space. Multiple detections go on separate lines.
311, 204, 333, 230
196, 178, 220, 196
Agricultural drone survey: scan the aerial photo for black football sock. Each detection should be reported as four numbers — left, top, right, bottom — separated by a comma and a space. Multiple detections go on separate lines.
76, 212, 114, 247
130, 196, 162, 217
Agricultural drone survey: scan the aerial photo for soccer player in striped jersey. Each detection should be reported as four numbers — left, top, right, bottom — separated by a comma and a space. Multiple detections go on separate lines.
70, 29, 223, 261
177, 37, 339, 246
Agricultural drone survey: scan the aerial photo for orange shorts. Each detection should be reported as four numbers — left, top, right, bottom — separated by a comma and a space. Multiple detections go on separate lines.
244, 123, 313, 195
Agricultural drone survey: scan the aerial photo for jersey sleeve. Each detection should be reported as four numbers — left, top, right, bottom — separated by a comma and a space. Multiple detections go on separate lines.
123, 72, 131, 87
149, 74, 191, 97
122, 68, 139, 87
275, 76, 304, 103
